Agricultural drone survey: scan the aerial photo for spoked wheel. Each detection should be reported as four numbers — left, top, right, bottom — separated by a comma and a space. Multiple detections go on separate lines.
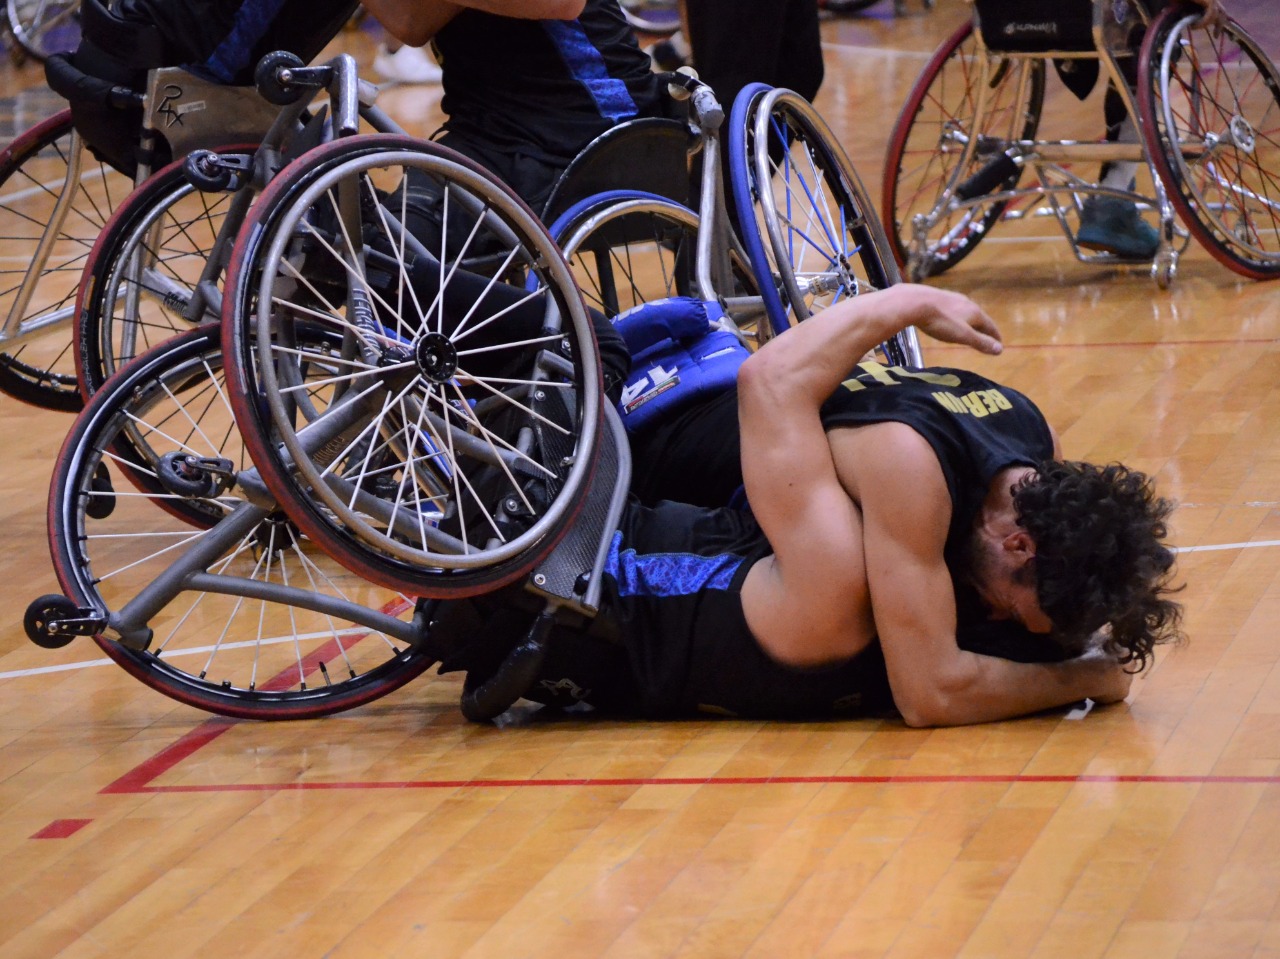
5, 0, 79, 62
223, 135, 602, 598
547, 190, 702, 317
729, 85, 918, 364
882, 23, 1045, 279
77, 151, 241, 397
46, 326, 434, 719
1139, 6, 1280, 280
0, 110, 131, 411
549, 188, 766, 351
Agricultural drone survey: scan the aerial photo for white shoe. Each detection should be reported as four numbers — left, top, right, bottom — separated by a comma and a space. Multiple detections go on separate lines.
373, 44, 442, 85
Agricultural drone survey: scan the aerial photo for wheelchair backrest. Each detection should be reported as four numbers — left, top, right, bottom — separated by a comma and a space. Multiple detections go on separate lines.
973, 0, 1097, 53
541, 117, 693, 226
47, 0, 357, 176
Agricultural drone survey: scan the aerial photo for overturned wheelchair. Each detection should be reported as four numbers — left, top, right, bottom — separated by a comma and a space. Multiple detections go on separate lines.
25, 64, 918, 722
882, 0, 1280, 286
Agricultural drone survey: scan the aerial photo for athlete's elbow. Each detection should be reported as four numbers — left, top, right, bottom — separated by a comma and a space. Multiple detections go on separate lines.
738, 348, 796, 409
892, 671, 979, 728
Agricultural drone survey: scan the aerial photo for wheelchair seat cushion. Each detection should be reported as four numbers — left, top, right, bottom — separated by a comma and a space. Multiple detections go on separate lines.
615, 298, 749, 435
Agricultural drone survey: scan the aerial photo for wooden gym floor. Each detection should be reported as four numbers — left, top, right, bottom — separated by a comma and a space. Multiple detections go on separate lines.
1, 2, 1279, 956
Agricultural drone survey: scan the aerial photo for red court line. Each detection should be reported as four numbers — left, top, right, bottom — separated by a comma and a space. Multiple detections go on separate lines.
31, 818, 94, 839
100, 598, 414, 796
103, 770, 1280, 795
93, 612, 1278, 797
100, 719, 237, 794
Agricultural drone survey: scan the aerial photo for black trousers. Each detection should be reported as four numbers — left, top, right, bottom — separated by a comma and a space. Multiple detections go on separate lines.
683, 0, 824, 113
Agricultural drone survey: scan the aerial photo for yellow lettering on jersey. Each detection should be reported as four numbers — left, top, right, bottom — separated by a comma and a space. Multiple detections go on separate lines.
856, 361, 899, 385
932, 391, 964, 413
890, 367, 962, 387
962, 392, 989, 417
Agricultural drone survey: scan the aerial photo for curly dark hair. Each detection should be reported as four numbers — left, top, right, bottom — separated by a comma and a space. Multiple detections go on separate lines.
1011, 461, 1183, 670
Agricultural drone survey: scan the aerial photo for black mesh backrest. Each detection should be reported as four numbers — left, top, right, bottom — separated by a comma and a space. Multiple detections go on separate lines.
541, 117, 693, 225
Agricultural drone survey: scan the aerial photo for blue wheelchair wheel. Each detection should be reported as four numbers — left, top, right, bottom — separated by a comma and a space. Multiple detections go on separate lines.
545, 189, 702, 318
728, 86, 917, 364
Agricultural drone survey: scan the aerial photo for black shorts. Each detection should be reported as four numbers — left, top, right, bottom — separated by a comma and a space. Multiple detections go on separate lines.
434, 499, 897, 720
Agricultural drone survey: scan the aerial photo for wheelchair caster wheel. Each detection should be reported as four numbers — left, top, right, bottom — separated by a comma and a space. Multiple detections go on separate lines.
1152, 249, 1177, 290
183, 150, 250, 193
84, 463, 116, 520
156, 451, 234, 499
24, 594, 86, 649
255, 51, 308, 105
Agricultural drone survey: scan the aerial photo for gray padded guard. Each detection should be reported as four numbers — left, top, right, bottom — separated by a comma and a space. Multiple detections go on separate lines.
527, 403, 631, 616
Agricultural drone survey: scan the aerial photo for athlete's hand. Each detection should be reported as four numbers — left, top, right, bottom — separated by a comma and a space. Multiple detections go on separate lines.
1073, 646, 1135, 705
876, 283, 1004, 356
1186, 0, 1227, 32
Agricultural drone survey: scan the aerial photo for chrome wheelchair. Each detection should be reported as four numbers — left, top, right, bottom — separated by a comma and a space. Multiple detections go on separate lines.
25, 63, 917, 722
882, 0, 1280, 286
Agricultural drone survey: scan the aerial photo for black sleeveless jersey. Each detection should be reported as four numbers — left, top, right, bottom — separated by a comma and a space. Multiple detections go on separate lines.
519, 363, 1062, 721
820, 362, 1055, 553
432, 0, 665, 164
820, 361, 1068, 665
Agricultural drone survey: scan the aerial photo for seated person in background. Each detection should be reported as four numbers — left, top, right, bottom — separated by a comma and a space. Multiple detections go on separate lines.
361, 0, 668, 216
428, 284, 1183, 727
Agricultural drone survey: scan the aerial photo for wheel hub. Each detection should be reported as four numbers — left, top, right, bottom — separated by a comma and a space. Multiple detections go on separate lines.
413, 332, 458, 383
1229, 115, 1256, 154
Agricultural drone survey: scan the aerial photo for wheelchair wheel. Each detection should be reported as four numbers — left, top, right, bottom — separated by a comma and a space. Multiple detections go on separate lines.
0, 109, 130, 411
729, 86, 916, 361
5, 0, 79, 62
77, 152, 238, 397
1139, 7, 1280, 280
549, 190, 701, 316
223, 134, 602, 598
47, 326, 434, 719
550, 189, 766, 345
882, 23, 1045, 279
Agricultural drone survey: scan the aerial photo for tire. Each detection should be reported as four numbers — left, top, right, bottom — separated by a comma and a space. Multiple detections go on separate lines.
728, 86, 918, 364
5, 0, 79, 62
76, 151, 240, 397
882, 23, 1045, 279
1139, 6, 1280, 280
47, 326, 435, 719
222, 134, 603, 598
0, 109, 131, 411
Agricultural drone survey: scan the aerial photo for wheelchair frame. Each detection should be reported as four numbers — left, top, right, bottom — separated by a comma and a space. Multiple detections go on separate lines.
883, 0, 1280, 287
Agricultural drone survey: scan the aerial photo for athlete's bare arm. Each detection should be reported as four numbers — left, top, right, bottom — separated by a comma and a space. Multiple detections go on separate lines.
737, 284, 1130, 726
737, 284, 1002, 667
841, 425, 1131, 727
361, 0, 586, 47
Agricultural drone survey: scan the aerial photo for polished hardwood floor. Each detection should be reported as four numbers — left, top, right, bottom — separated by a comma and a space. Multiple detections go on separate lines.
1, 2, 1279, 957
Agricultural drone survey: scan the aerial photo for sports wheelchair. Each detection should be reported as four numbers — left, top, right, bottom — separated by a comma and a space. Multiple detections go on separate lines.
882, 0, 1280, 286
24, 61, 917, 722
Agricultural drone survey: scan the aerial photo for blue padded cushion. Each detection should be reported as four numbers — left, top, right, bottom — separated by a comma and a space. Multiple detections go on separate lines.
615, 298, 749, 434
